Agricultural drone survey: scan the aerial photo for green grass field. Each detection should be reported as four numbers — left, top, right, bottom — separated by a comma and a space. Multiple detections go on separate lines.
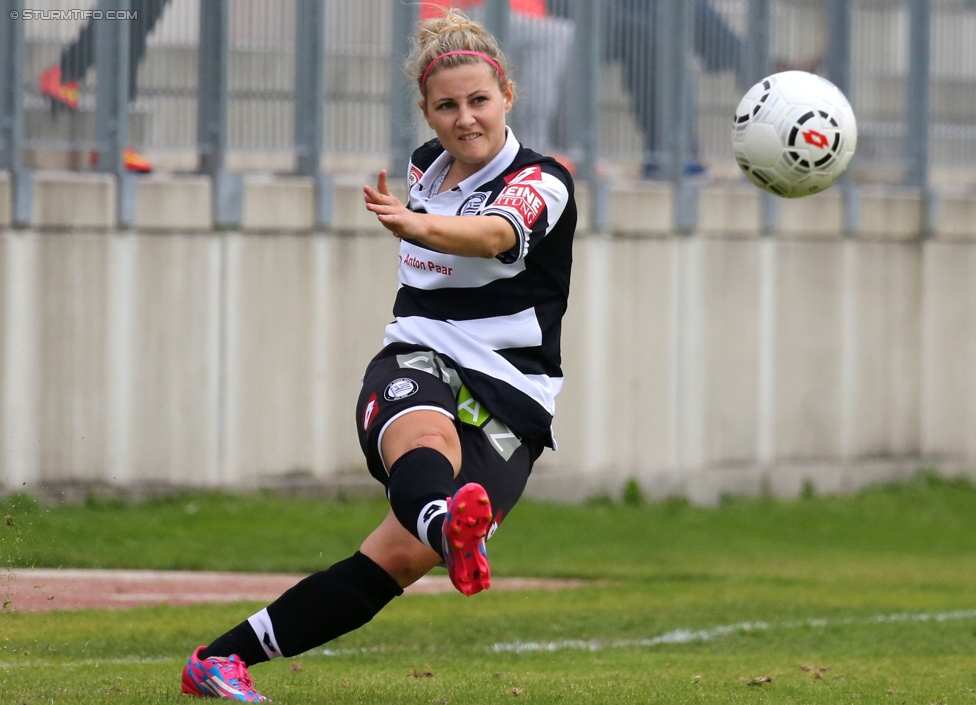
3, 473, 976, 704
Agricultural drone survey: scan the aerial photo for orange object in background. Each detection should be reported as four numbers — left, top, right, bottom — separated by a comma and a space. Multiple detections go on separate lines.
421, 0, 547, 21
89, 146, 154, 173
40, 65, 80, 110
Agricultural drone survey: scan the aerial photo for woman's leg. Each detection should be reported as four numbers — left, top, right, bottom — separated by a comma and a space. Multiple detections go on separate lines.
379, 409, 463, 555
360, 508, 444, 587
196, 411, 465, 668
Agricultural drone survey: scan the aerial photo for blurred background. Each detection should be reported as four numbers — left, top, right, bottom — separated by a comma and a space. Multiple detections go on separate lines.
1, 0, 975, 505
4, 0, 974, 186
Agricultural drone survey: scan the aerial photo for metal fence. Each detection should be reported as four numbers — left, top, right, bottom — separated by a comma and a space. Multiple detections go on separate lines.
2, 0, 973, 219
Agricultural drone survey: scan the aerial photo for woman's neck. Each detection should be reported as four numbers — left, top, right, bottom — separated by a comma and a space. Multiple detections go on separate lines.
437, 157, 465, 194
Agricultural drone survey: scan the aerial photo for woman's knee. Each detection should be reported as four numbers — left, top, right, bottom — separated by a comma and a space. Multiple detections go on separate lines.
381, 409, 462, 473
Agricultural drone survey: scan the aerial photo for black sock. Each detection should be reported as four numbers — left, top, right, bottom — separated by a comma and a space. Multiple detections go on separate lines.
387, 446, 457, 556
202, 552, 404, 661
199, 620, 267, 666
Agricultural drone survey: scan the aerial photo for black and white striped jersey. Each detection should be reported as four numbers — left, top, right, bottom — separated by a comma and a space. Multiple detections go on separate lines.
382, 128, 576, 445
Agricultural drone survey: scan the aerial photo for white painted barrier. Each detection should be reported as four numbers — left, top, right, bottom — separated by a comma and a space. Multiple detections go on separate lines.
1, 171, 974, 503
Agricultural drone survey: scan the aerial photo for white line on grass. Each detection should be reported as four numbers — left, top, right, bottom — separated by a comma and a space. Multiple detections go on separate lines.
2, 609, 975, 669
488, 609, 976, 654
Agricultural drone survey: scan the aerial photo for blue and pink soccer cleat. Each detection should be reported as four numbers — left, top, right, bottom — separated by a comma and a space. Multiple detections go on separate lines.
442, 482, 493, 596
182, 646, 270, 702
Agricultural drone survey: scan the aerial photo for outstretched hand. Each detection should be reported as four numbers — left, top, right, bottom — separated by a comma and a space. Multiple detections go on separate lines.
364, 170, 426, 241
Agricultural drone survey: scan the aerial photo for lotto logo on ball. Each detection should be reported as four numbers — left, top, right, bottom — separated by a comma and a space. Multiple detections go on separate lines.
803, 130, 829, 150
731, 71, 858, 198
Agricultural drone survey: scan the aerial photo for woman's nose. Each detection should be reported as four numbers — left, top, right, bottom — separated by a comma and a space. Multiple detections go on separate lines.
456, 105, 475, 126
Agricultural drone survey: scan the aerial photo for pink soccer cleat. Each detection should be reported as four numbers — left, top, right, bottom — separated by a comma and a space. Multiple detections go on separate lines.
442, 482, 493, 596
182, 645, 270, 702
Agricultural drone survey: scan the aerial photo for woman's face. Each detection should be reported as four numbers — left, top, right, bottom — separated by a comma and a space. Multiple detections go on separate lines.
421, 61, 513, 180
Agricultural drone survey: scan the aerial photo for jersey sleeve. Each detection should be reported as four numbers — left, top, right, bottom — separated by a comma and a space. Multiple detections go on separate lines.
481, 163, 571, 265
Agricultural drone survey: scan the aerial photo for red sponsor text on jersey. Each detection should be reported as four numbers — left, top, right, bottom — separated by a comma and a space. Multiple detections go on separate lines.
495, 183, 544, 227
402, 253, 453, 276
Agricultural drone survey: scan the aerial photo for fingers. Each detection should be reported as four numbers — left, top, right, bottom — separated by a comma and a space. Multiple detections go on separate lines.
377, 169, 391, 196
363, 184, 398, 213
363, 170, 412, 240
363, 170, 395, 205
362, 187, 403, 236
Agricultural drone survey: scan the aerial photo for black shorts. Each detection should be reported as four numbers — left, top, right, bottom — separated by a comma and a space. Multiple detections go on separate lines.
355, 344, 545, 526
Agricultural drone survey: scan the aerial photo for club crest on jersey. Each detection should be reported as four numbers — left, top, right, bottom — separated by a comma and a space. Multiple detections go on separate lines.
458, 192, 489, 215
384, 377, 419, 401
408, 164, 423, 188
495, 183, 544, 227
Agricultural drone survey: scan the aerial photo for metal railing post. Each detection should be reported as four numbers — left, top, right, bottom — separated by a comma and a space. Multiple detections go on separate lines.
0, 0, 23, 172
390, 0, 418, 179
905, 0, 930, 192
295, 0, 332, 227
744, 0, 771, 88
826, 0, 852, 98
295, 0, 324, 178
566, 0, 604, 231
0, 0, 32, 227
93, 0, 134, 225
743, 0, 778, 235
657, 0, 697, 231
484, 0, 510, 49
568, 0, 600, 178
827, 0, 859, 235
198, 0, 228, 175
656, 0, 693, 181
198, 0, 240, 228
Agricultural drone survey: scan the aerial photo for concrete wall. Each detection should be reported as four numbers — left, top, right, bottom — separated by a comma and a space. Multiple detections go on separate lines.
2, 171, 975, 503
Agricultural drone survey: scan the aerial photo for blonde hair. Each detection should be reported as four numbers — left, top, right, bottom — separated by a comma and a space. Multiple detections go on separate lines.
406, 7, 515, 100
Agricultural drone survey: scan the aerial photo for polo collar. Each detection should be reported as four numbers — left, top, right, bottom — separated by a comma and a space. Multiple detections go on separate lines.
417, 127, 521, 198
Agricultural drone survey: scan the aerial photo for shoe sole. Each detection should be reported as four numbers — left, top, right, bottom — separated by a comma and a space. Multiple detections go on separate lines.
181, 670, 205, 696
181, 668, 270, 702
181, 647, 270, 702
443, 483, 492, 597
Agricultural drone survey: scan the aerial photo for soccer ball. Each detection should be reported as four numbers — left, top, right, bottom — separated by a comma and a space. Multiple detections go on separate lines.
731, 71, 857, 198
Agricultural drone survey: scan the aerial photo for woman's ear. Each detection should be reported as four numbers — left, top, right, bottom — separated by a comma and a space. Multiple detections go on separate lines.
418, 98, 431, 125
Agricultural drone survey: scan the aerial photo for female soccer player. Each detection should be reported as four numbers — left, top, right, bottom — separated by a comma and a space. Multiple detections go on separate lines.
181, 9, 576, 701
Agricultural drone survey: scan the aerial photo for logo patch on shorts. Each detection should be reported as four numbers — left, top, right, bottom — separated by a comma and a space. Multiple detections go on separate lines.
384, 377, 419, 401
457, 385, 490, 427
362, 392, 379, 431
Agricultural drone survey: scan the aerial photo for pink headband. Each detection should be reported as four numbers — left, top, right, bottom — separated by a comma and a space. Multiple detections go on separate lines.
420, 50, 506, 92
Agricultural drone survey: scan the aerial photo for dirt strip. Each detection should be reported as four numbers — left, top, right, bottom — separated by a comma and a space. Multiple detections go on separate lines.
0, 569, 583, 613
